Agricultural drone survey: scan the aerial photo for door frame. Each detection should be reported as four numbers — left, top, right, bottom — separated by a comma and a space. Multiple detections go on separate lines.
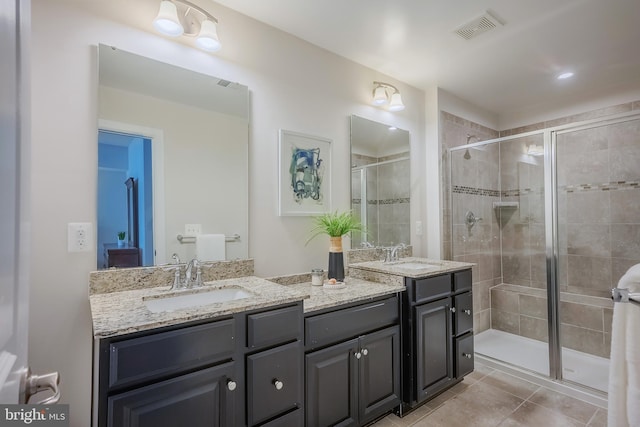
98, 119, 166, 265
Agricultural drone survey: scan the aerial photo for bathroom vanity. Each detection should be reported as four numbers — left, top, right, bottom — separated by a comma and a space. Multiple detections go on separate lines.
348, 258, 475, 415
89, 258, 473, 426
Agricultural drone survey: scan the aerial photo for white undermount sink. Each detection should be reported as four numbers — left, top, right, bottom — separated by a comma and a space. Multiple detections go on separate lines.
391, 262, 441, 270
144, 286, 255, 313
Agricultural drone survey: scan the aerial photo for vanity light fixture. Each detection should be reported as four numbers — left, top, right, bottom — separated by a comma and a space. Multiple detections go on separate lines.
153, 0, 221, 52
372, 81, 405, 112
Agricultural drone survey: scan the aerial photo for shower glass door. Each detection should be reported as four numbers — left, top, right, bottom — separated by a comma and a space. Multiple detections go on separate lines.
450, 132, 550, 378
554, 115, 640, 392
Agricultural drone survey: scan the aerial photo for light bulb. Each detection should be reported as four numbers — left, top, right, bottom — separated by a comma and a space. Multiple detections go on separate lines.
153, 1, 184, 37
388, 92, 405, 111
196, 19, 221, 52
372, 86, 387, 105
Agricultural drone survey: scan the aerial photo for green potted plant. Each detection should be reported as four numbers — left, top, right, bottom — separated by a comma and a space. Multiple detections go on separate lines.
306, 211, 364, 281
117, 231, 126, 247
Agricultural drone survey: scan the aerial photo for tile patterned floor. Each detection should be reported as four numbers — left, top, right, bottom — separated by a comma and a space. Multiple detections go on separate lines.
373, 364, 607, 427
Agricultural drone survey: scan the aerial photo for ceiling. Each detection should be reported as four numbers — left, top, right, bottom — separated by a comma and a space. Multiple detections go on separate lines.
212, 0, 640, 121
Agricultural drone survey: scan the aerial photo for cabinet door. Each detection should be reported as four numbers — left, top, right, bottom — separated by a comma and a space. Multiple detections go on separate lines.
454, 292, 473, 336
359, 326, 401, 425
247, 341, 302, 426
305, 339, 359, 427
107, 362, 238, 427
415, 298, 453, 402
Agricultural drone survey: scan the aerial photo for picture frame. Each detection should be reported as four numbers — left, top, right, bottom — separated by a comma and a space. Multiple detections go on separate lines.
278, 129, 332, 216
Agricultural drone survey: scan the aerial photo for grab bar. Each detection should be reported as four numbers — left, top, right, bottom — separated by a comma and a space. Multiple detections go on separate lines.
177, 234, 240, 244
611, 288, 640, 307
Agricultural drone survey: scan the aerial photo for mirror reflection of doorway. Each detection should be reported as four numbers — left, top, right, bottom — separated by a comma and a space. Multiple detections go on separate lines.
97, 130, 153, 269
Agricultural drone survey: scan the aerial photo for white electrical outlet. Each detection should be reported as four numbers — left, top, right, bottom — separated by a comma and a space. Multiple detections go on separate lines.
68, 222, 93, 252
185, 224, 202, 236
416, 221, 423, 236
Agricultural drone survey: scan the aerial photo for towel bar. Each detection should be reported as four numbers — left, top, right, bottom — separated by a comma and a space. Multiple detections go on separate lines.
611, 288, 640, 307
177, 234, 240, 243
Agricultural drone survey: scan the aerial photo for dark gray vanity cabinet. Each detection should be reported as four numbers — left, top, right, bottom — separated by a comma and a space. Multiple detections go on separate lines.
304, 295, 401, 427
94, 302, 305, 427
244, 304, 304, 426
95, 317, 243, 427
400, 269, 473, 414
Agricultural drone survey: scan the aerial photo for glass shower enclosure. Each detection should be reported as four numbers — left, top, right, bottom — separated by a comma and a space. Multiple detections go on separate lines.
449, 111, 640, 394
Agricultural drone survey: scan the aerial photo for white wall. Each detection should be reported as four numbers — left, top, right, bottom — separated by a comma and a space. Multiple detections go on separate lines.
99, 86, 249, 262
30, 1, 425, 425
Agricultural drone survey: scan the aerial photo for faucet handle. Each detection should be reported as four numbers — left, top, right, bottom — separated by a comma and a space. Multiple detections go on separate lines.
194, 260, 204, 287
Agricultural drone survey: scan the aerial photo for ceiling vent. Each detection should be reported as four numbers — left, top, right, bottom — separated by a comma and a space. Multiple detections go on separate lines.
454, 11, 503, 40
217, 79, 232, 87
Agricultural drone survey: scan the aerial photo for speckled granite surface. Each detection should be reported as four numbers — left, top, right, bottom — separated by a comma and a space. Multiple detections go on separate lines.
278, 278, 405, 313
89, 256, 471, 339
89, 259, 254, 295
349, 257, 474, 279
90, 275, 309, 338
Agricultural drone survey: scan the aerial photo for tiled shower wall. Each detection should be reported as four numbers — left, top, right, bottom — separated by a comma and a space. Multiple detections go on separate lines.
352, 152, 410, 247
441, 112, 500, 333
442, 100, 640, 358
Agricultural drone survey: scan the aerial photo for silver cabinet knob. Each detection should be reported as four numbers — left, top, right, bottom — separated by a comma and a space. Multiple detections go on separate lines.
273, 379, 283, 390
362, 348, 369, 356
355, 352, 362, 359
450, 307, 456, 313
463, 309, 472, 315
227, 380, 237, 391
462, 353, 472, 359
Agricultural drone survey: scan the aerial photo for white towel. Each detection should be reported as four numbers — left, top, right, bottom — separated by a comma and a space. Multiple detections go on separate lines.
195, 234, 226, 261
608, 263, 640, 427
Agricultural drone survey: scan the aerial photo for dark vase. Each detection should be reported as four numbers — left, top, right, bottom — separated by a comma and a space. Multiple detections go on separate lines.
328, 251, 345, 281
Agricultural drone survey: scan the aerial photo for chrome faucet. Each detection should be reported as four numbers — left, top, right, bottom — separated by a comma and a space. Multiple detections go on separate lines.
184, 258, 203, 288
169, 258, 203, 290
390, 243, 407, 261
380, 243, 407, 263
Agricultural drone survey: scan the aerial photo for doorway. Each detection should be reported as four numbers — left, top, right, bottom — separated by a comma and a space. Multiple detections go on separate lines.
97, 130, 153, 268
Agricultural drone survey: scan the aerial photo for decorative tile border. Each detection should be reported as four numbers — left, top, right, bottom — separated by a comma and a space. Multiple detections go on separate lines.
452, 185, 500, 197
561, 181, 639, 193
351, 198, 410, 205
454, 181, 639, 198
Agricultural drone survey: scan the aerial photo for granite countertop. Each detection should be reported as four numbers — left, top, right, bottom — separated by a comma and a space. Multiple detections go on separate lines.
349, 257, 474, 279
280, 277, 406, 313
89, 276, 310, 338
90, 257, 473, 338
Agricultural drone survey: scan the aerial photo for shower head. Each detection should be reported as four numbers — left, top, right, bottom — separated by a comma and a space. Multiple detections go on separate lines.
466, 134, 478, 143
463, 149, 471, 160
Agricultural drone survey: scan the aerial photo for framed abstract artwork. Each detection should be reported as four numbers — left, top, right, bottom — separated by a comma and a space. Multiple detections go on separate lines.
278, 129, 332, 216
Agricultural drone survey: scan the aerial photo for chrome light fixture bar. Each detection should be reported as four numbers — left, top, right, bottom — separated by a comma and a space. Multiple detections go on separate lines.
153, 0, 221, 52
372, 81, 405, 112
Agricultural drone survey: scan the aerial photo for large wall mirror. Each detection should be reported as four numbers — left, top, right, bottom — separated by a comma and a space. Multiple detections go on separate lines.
97, 44, 249, 269
350, 115, 410, 248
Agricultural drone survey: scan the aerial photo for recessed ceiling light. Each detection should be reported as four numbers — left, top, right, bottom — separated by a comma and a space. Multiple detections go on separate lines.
557, 72, 574, 80
388, 126, 397, 131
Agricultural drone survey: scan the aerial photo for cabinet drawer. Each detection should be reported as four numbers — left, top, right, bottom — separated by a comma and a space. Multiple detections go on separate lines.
247, 341, 302, 426
247, 305, 302, 349
454, 292, 473, 336
108, 319, 235, 390
259, 408, 303, 427
454, 269, 472, 292
305, 296, 398, 349
412, 274, 451, 304
455, 333, 474, 378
